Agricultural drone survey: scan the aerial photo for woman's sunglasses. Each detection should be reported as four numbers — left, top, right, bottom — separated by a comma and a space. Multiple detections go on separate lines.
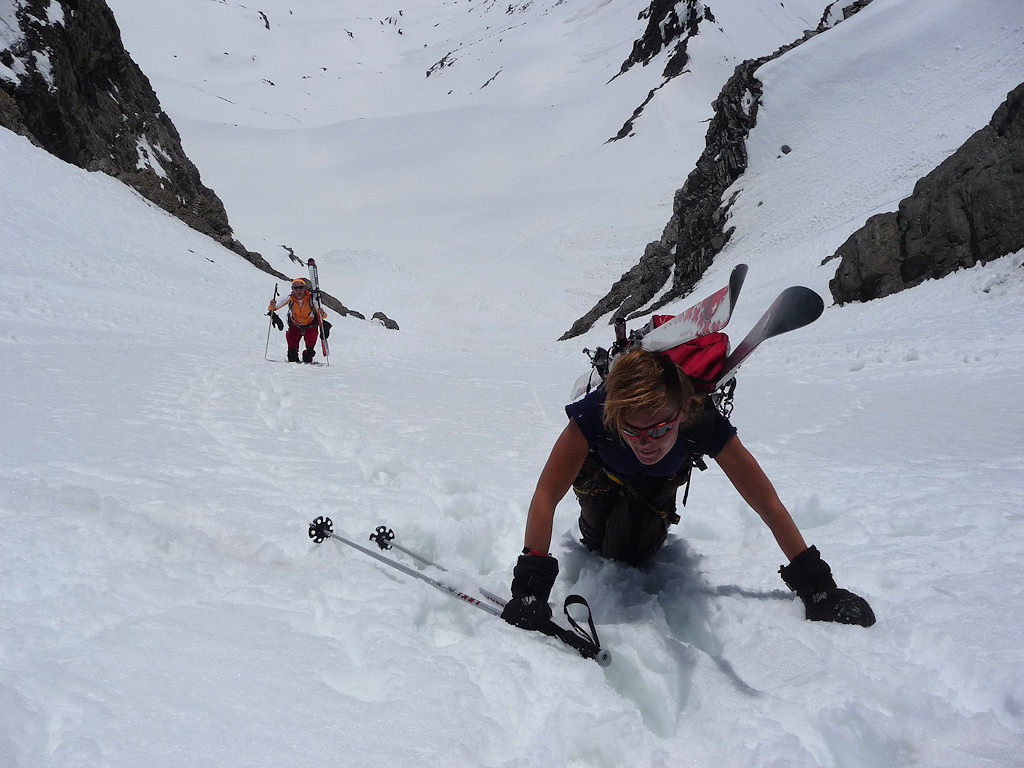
621, 413, 680, 440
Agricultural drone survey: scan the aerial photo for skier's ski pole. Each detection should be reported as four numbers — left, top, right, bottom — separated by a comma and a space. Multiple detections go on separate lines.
370, 525, 446, 570
365, 528, 601, 654
369, 525, 507, 608
264, 284, 279, 360
319, 310, 330, 363
309, 516, 611, 665
309, 516, 501, 616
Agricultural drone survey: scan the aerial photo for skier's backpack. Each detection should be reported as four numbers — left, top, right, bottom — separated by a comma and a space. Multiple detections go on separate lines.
571, 264, 827, 418
645, 318, 729, 394
572, 316, 733, 410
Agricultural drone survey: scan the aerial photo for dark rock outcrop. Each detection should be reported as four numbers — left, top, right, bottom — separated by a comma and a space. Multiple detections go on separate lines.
562, 0, 874, 339
607, 0, 713, 142
372, 312, 400, 330
1, 0, 392, 326
0, 0, 273, 270
827, 81, 1024, 303
617, 0, 709, 80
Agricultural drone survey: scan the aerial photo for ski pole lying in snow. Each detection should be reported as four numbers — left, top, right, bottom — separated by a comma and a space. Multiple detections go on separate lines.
308, 516, 611, 666
369, 525, 445, 570
369, 525, 508, 608
310, 516, 500, 615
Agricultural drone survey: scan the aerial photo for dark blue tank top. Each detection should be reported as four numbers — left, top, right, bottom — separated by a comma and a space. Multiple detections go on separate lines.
565, 387, 736, 477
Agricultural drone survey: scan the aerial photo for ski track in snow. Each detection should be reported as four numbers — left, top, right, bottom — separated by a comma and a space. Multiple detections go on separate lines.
3, 0, 1024, 766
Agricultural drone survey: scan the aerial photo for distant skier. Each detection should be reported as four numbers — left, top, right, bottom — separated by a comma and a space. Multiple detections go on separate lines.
501, 348, 875, 632
268, 278, 327, 363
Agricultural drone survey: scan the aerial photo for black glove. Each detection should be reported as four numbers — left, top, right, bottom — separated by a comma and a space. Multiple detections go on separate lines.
501, 551, 559, 633
780, 546, 876, 627
268, 312, 283, 331
322, 320, 332, 339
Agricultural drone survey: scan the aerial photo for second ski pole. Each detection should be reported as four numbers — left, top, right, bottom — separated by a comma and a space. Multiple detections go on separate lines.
309, 516, 500, 616
369, 525, 507, 608
264, 284, 280, 360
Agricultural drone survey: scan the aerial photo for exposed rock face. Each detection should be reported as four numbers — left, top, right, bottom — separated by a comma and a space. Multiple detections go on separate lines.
608, 0, 712, 143
0, 0, 273, 269
618, 0, 709, 80
0, 0, 389, 326
560, 57, 761, 340
827, 81, 1024, 303
372, 312, 400, 330
562, 0, 874, 339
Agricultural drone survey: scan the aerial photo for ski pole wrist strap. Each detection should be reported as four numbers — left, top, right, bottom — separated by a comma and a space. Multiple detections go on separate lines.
550, 595, 602, 661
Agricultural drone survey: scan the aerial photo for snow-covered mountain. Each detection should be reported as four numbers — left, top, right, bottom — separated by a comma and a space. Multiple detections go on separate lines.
2, 1, 1023, 766
101, 0, 845, 334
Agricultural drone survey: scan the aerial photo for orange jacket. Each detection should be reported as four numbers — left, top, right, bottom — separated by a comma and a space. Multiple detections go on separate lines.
269, 295, 325, 326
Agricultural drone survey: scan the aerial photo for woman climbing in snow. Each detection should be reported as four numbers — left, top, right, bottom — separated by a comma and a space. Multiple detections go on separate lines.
501, 348, 875, 632
268, 277, 326, 363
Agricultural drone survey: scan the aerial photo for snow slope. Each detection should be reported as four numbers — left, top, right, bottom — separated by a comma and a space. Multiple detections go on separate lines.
2, 0, 1024, 766
104, 0, 833, 335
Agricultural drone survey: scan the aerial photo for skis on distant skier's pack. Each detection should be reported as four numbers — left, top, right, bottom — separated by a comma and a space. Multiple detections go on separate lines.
306, 258, 330, 363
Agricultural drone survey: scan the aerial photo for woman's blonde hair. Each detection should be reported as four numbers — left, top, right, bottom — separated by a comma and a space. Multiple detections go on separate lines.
602, 349, 704, 436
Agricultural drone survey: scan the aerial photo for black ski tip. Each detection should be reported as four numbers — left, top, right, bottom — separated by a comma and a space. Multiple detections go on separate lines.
729, 263, 749, 308
731, 263, 749, 287
764, 287, 825, 336
780, 285, 824, 309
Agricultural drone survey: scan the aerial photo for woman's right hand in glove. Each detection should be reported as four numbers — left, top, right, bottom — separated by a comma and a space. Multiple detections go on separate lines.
500, 551, 559, 633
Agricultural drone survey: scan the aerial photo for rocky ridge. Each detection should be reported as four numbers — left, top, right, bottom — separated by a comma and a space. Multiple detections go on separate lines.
561, 0, 872, 339
0, 0, 394, 326
826, 81, 1024, 303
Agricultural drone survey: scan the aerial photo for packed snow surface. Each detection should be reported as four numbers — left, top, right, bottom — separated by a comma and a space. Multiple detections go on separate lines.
2, 0, 1023, 766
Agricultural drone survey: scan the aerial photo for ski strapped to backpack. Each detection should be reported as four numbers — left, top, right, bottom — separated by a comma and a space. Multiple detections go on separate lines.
638, 262, 748, 352
714, 285, 824, 386
571, 264, 824, 416
308, 516, 611, 666
571, 263, 747, 404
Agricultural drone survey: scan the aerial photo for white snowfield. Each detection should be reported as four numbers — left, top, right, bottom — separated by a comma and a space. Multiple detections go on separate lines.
2, 0, 1023, 766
